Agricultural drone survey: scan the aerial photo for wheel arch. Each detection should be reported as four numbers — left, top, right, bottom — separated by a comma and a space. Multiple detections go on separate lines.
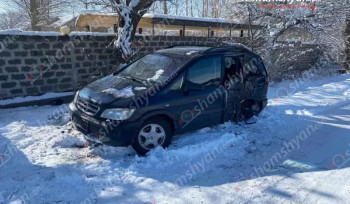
139, 110, 177, 133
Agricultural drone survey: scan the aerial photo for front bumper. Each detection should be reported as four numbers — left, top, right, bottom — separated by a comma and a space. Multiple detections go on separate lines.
69, 103, 139, 147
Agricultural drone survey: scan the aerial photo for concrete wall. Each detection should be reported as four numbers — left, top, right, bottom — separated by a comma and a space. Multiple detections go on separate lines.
0, 33, 320, 100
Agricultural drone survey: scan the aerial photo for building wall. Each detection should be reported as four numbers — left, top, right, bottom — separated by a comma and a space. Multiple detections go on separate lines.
0, 34, 320, 100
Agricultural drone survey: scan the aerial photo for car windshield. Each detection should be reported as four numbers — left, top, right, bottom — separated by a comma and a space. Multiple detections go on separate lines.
119, 53, 185, 84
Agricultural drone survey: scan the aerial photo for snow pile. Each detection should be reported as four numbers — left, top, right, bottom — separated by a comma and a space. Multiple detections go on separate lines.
102, 86, 134, 98
69, 32, 115, 36
0, 29, 23, 34
0, 29, 114, 37
0, 92, 74, 106
0, 74, 350, 203
0, 29, 62, 36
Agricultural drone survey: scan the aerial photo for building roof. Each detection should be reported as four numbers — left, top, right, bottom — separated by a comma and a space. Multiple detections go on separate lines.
75, 12, 262, 31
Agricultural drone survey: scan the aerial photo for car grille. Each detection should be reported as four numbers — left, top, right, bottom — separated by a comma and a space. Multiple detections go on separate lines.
77, 97, 100, 116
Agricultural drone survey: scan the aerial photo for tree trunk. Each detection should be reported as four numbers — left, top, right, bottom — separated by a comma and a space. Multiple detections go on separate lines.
112, 0, 153, 59
176, 0, 178, 15
30, 0, 40, 31
190, 0, 193, 17
163, 0, 168, 14
186, 0, 188, 16
202, 0, 205, 17
206, 0, 208, 17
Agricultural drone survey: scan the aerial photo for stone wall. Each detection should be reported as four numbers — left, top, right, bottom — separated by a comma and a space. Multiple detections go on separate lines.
0, 33, 320, 100
0, 33, 117, 100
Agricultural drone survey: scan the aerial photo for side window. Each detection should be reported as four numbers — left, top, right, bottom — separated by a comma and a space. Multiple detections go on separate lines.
243, 57, 260, 75
168, 76, 183, 91
224, 56, 243, 79
187, 56, 221, 90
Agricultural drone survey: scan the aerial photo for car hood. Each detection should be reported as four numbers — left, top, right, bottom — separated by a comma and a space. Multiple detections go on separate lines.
78, 74, 149, 106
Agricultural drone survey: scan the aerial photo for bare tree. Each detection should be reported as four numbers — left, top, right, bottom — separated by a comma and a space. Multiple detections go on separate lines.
163, 0, 168, 14
3, 0, 70, 31
0, 11, 27, 30
223, 0, 349, 68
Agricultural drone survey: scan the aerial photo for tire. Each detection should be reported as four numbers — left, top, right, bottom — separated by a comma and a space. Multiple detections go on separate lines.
132, 118, 172, 155
240, 101, 261, 121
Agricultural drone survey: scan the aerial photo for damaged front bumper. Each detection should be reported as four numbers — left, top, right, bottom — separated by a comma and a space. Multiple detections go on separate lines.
69, 103, 139, 147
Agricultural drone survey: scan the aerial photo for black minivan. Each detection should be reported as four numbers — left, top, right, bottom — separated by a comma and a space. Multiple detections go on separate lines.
70, 45, 268, 154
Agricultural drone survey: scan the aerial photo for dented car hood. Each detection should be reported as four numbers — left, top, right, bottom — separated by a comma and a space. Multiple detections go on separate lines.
78, 74, 149, 106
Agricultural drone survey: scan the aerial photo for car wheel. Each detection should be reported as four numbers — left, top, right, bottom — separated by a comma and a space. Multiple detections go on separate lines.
240, 101, 260, 121
132, 118, 172, 155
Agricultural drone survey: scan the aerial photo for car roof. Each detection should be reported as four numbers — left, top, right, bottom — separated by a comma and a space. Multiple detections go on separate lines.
156, 44, 254, 58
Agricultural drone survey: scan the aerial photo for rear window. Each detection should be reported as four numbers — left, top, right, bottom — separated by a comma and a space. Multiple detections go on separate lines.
243, 56, 266, 76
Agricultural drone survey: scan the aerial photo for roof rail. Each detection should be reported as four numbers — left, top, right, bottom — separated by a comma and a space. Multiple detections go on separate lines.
165, 44, 210, 49
203, 45, 251, 54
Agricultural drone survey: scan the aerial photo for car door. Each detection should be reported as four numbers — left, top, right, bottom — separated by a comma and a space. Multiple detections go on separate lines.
243, 55, 268, 99
222, 55, 245, 122
165, 55, 225, 133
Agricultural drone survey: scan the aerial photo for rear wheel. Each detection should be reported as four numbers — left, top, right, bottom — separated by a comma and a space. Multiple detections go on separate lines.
240, 100, 261, 121
132, 118, 172, 155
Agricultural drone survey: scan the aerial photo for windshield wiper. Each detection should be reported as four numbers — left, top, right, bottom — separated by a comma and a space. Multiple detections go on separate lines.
118, 75, 149, 86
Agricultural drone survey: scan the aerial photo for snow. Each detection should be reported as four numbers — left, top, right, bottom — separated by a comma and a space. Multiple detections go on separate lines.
0, 29, 62, 36
102, 86, 134, 98
52, 15, 76, 27
0, 29, 114, 37
143, 13, 244, 24
69, 32, 115, 36
186, 51, 199, 55
0, 92, 74, 106
0, 74, 350, 203
79, 10, 118, 16
76, 11, 244, 25
147, 69, 164, 82
134, 87, 147, 91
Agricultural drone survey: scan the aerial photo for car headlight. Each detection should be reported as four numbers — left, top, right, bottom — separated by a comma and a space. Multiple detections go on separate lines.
100, 108, 135, 120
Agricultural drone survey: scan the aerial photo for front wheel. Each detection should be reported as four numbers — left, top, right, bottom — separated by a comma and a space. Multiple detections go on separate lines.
132, 118, 172, 155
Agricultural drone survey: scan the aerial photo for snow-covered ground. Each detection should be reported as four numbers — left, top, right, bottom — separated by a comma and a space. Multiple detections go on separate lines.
0, 74, 350, 204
